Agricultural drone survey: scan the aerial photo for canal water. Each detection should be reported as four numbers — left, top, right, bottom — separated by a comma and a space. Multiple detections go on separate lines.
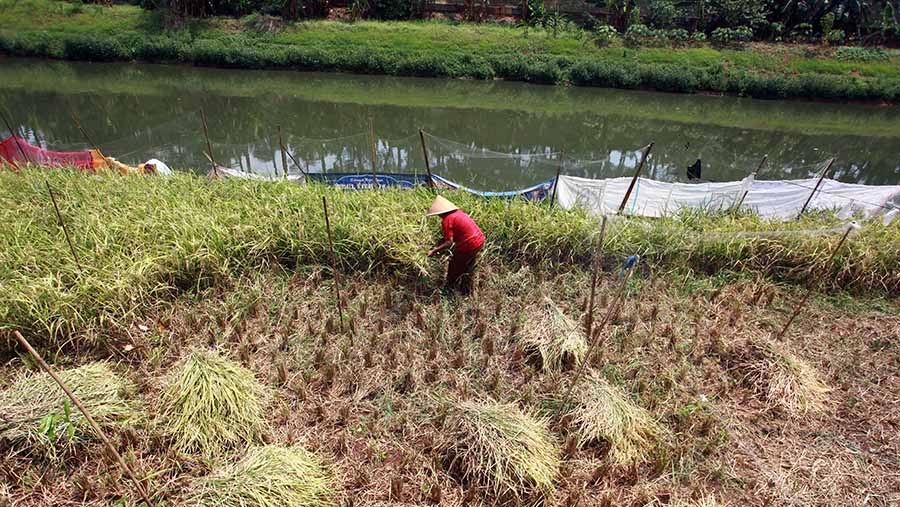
2, 57, 899, 190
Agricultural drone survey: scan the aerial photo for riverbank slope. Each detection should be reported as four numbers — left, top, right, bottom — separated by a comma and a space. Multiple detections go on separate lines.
2, 0, 900, 101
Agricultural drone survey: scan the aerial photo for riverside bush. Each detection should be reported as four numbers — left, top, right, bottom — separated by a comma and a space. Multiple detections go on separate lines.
711, 26, 753, 48
0, 28, 897, 101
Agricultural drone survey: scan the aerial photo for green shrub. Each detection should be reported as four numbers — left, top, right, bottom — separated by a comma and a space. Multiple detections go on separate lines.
826, 29, 845, 45
624, 23, 667, 47
592, 24, 619, 47
711, 26, 752, 48
835, 46, 890, 62
691, 31, 707, 44
667, 28, 689, 45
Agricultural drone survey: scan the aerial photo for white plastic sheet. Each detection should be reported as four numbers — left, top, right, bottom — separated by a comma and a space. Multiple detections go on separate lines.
556, 175, 900, 221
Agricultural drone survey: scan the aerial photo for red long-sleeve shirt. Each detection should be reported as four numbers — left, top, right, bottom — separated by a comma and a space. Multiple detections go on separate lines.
441, 210, 485, 253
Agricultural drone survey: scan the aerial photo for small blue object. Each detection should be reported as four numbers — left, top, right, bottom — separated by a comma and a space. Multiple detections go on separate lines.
619, 255, 640, 277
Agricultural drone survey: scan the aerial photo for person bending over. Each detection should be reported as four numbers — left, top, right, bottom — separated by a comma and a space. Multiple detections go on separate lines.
426, 195, 485, 295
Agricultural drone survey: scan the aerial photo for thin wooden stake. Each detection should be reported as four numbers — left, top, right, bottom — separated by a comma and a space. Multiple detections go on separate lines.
323, 196, 345, 331
617, 143, 653, 215
797, 158, 836, 219
419, 129, 436, 189
69, 111, 103, 157
555, 260, 637, 421
12, 330, 155, 507
584, 216, 609, 339
368, 114, 379, 189
775, 224, 853, 341
200, 108, 219, 177
278, 126, 289, 180
735, 155, 767, 210
0, 110, 32, 166
550, 153, 563, 208
284, 147, 310, 179
46, 181, 83, 275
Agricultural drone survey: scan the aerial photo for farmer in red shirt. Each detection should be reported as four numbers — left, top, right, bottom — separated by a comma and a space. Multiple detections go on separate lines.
426, 195, 485, 294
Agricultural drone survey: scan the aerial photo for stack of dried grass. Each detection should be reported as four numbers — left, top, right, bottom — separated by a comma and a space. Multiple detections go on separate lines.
571, 371, 663, 466
159, 349, 268, 456
0, 362, 139, 458
188, 445, 334, 507
521, 297, 587, 371
730, 339, 830, 415
442, 399, 560, 502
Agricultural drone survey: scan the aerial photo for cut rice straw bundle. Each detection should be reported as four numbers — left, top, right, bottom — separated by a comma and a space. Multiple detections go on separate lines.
159, 349, 267, 457
188, 445, 334, 507
443, 399, 560, 501
733, 339, 830, 416
571, 371, 663, 466
521, 297, 587, 372
0, 362, 139, 458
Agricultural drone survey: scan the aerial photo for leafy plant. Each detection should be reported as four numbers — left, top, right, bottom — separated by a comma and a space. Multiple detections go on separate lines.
710, 25, 752, 47
835, 46, 889, 61
592, 24, 620, 46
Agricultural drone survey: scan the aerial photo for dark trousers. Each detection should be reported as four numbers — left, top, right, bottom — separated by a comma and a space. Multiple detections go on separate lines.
446, 246, 481, 294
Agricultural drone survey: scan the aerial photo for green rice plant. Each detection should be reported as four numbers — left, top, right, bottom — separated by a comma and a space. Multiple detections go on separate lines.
187, 445, 334, 507
1, 168, 897, 352
0, 362, 139, 458
442, 399, 560, 501
159, 349, 268, 456
730, 339, 830, 415
571, 371, 664, 466
520, 297, 587, 371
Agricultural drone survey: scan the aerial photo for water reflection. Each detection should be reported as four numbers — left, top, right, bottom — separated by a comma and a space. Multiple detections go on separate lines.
2, 58, 899, 189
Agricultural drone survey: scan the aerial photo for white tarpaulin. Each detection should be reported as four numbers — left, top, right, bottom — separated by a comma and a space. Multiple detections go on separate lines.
556, 175, 900, 220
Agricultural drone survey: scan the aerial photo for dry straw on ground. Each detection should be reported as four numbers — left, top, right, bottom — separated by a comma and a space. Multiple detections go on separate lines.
730, 339, 830, 415
441, 399, 560, 502
521, 297, 587, 371
572, 370, 664, 466
187, 444, 334, 507
158, 348, 268, 456
0, 362, 139, 458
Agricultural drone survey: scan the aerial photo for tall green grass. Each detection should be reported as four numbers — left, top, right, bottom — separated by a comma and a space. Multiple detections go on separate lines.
1, 167, 897, 348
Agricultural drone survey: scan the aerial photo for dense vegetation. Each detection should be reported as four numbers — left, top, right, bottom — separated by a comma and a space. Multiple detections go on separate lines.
2, 0, 900, 100
2, 166, 899, 507
2, 166, 898, 349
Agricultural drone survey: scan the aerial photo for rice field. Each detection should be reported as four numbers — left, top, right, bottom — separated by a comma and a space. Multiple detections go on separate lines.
1, 166, 899, 506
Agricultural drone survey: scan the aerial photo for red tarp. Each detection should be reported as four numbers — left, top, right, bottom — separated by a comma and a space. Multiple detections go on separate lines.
0, 136, 98, 170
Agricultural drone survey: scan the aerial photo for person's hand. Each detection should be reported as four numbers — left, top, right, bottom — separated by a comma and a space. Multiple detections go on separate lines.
427, 248, 436, 258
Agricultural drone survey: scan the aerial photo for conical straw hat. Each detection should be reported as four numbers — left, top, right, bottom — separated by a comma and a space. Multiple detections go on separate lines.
426, 195, 459, 217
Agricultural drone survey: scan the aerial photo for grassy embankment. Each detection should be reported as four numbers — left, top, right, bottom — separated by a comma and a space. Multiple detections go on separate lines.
1, 167, 899, 506
2, 0, 900, 101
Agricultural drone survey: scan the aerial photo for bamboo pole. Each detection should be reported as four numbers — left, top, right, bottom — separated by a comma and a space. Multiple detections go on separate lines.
284, 147, 310, 179
735, 155, 767, 210
418, 129, 436, 189
549, 152, 563, 208
322, 196, 345, 332
617, 143, 653, 215
555, 258, 638, 421
774, 224, 853, 341
200, 108, 219, 177
368, 114, 379, 189
0, 110, 32, 166
11, 330, 155, 507
584, 215, 609, 339
69, 110, 109, 169
278, 126, 289, 180
797, 158, 836, 219
46, 181, 83, 275
69, 111, 103, 156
